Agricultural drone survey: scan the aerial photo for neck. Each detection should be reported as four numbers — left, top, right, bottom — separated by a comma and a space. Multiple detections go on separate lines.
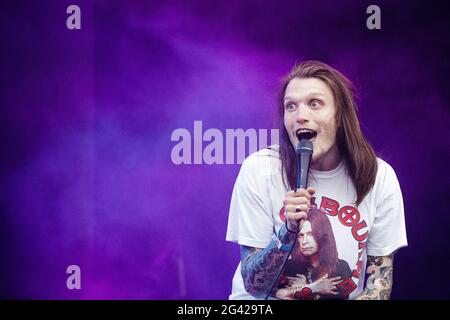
310, 255, 319, 268
310, 144, 341, 171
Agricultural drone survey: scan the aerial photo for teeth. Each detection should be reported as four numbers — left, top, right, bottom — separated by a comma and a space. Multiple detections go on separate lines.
296, 129, 316, 134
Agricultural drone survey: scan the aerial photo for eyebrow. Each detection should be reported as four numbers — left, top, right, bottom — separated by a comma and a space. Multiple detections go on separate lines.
284, 93, 326, 101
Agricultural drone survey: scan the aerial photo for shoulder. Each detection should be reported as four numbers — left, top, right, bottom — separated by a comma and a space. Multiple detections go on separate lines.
368, 158, 403, 205
234, 145, 282, 191
373, 158, 401, 192
239, 145, 281, 176
375, 158, 398, 181
242, 145, 280, 164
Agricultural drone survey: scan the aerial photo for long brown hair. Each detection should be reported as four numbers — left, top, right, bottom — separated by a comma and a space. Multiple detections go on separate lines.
276, 60, 377, 206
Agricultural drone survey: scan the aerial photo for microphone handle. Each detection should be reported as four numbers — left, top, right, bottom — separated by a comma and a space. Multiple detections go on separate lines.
296, 152, 311, 190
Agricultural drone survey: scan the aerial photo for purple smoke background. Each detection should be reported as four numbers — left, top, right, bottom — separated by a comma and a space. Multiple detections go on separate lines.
1, 0, 449, 299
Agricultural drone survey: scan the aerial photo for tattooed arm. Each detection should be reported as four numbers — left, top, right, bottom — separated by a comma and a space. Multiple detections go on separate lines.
240, 224, 297, 298
240, 187, 315, 298
355, 254, 395, 300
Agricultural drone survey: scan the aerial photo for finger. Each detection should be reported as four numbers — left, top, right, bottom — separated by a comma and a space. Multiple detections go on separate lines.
284, 197, 311, 206
286, 190, 298, 197
322, 274, 329, 279
285, 206, 308, 216
295, 187, 316, 198
330, 277, 342, 281
287, 189, 311, 197
306, 187, 316, 195
285, 204, 309, 213
293, 188, 312, 199
285, 210, 308, 222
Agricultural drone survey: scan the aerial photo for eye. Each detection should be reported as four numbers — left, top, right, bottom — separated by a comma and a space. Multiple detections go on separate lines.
285, 102, 297, 112
310, 99, 322, 108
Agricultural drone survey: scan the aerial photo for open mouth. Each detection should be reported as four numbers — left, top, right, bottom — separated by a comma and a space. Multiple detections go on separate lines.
296, 128, 317, 141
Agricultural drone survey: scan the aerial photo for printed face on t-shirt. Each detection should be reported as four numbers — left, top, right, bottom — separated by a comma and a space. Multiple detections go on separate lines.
283, 77, 340, 170
298, 221, 319, 256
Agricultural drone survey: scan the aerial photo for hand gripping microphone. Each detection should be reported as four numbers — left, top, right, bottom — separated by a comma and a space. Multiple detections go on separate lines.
264, 139, 314, 300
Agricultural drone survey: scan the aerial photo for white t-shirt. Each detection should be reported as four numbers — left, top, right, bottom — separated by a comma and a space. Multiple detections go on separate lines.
226, 145, 407, 300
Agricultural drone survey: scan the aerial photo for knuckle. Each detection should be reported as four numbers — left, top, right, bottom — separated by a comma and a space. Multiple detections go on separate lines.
293, 197, 308, 205
292, 212, 302, 220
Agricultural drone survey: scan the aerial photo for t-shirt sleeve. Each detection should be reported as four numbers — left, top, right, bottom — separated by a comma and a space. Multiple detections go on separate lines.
225, 157, 274, 249
366, 162, 408, 257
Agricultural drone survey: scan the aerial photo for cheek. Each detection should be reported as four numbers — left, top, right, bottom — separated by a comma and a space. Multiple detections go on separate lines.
319, 121, 337, 143
284, 114, 294, 129
283, 118, 289, 131
284, 117, 297, 141
322, 129, 335, 142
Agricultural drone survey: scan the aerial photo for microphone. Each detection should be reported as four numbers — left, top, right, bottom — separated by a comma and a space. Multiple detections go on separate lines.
296, 139, 313, 190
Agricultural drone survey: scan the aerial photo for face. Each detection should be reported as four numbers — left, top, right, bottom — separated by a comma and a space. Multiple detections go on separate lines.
298, 221, 319, 256
283, 77, 340, 170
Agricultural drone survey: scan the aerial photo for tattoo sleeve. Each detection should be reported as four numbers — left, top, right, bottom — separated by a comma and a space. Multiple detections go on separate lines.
240, 224, 297, 298
355, 254, 395, 300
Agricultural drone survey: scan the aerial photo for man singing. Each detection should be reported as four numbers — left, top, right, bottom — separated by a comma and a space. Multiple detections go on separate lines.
226, 60, 407, 300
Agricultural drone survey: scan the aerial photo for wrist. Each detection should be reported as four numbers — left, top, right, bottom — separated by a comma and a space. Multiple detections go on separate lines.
286, 219, 299, 233
278, 224, 298, 244
272, 232, 294, 252
293, 287, 314, 300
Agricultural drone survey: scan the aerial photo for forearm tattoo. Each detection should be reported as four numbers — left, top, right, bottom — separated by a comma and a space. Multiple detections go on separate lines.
356, 254, 394, 300
240, 225, 297, 298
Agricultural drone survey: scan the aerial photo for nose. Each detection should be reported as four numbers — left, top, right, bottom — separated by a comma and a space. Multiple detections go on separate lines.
301, 235, 310, 245
296, 104, 310, 124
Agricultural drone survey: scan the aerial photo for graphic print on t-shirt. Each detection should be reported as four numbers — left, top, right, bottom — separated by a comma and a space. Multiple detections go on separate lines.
273, 195, 369, 300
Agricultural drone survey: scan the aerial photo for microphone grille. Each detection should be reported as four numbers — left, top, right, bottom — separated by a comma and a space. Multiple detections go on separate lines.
297, 139, 313, 154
